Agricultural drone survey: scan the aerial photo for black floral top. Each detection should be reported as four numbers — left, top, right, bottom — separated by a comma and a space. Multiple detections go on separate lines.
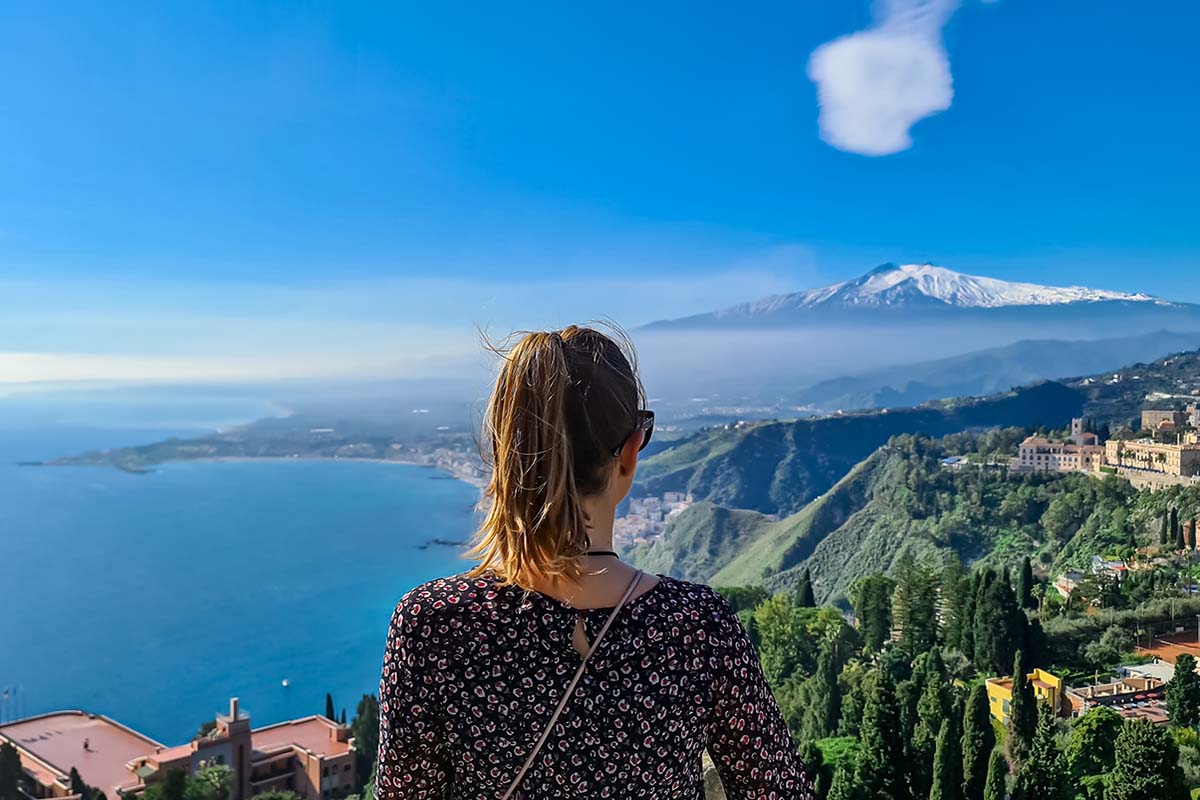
376, 572, 813, 799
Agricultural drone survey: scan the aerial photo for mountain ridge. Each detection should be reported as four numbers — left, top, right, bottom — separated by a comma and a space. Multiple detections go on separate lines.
644, 263, 1197, 330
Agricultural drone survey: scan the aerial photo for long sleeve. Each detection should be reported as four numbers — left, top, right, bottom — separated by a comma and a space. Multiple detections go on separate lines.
376, 595, 451, 800
705, 597, 815, 800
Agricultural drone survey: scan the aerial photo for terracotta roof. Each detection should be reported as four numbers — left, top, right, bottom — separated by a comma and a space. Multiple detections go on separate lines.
0, 712, 162, 798
251, 717, 350, 760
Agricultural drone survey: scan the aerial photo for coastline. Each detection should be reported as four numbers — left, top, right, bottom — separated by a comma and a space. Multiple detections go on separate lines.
193, 455, 489, 491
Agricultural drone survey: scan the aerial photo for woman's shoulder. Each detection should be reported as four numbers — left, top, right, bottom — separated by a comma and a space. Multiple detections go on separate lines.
645, 575, 742, 623
388, 572, 502, 632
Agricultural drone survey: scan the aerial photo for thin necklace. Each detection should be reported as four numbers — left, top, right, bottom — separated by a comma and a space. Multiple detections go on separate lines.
585, 550, 620, 558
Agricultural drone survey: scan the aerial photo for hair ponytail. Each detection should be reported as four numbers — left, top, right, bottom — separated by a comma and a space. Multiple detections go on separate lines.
468, 325, 643, 588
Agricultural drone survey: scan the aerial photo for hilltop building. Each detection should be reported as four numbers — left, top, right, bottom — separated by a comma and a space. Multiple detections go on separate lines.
1010, 418, 1104, 474
985, 669, 1066, 724
1142, 408, 1190, 432
0, 699, 355, 800
1104, 434, 1200, 488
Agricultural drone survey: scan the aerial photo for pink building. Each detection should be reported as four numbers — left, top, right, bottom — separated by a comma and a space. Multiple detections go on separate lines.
0, 700, 356, 800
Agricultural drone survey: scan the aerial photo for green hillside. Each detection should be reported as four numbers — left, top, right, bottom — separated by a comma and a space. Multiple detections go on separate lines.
636, 379, 1085, 516
631, 430, 1190, 606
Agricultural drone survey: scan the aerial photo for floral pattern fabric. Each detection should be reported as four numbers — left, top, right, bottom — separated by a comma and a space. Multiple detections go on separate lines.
377, 572, 813, 799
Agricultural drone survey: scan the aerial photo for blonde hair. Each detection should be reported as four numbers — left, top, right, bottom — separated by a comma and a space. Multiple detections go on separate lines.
468, 325, 645, 588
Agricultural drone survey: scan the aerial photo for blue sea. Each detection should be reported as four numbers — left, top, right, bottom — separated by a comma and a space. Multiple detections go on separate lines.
0, 392, 477, 744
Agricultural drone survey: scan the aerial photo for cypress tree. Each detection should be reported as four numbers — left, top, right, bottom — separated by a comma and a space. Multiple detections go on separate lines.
960, 570, 980, 661
1166, 653, 1200, 728
961, 684, 995, 800
941, 556, 969, 652
69, 768, 88, 798
1172, 507, 1183, 551
1015, 557, 1034, 610
796, 742, 828, 800
854, 668, 906, 800
827, 764, 858, 800
351, 694, 380, 792
912, 653, 950, 798
0, 742, 22, 800
1012, 703, 1066, 800
803, 641, 843, 741
1007, 650, 1036, 766
1107, 718, 1190, 800
796, 568, 817, 608
975, 572, 1026, 676
1161, 507, 1170, 546
930, 718, 963, 800
983, 750, 1007, 800
325, 693, 336, 721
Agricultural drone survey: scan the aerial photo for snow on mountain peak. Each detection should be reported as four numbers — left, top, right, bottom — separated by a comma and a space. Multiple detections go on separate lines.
738, 263, 1164, 315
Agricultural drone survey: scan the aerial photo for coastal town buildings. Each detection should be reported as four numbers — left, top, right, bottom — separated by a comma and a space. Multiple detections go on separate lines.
613, 492, 694, 546
0, 699, 355, 800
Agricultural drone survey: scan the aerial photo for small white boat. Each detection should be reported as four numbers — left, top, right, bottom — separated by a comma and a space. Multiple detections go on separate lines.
281, 678, 290, 688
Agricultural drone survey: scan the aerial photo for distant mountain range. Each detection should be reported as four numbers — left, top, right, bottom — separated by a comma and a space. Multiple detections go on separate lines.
644, 263, 1199, 328
633, 263, 1200, 403
795, 330, 1200, 414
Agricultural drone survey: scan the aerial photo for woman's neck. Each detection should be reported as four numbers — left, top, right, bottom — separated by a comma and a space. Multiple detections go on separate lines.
580, 496, 616, 551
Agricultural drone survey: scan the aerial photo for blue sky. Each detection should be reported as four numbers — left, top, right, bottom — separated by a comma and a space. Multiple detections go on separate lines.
2, 1, 1199, 384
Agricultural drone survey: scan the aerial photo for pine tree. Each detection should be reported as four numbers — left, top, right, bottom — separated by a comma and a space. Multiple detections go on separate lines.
796, 568, 817, 608
1013, 703, 1066, 800
895, 555, 940, 655
1015, 557, 1034, 610
1007, 651, 1036, 766
1, 743, 23, 800
961, 684, 995, 800
325, 693, 336, 721
854, 668, 907, 800
983, 750, 1007, 800
930, 717, 963, 800
1106, 719, 1190, 800
803, 641, 842, 741
1166, 653, 1200, 728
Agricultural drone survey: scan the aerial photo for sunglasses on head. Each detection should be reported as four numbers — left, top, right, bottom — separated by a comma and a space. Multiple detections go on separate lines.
610, 410, 654, 457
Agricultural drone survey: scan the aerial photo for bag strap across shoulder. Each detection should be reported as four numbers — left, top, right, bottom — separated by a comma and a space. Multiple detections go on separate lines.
501, 570, 644, 800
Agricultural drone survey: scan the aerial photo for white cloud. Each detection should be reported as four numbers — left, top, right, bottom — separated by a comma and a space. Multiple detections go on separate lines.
808, 0, 960, 156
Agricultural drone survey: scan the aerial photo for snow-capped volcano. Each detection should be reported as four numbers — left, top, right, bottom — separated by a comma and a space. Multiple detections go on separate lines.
733, 263, 1165, 315
642, 262, 1194, 332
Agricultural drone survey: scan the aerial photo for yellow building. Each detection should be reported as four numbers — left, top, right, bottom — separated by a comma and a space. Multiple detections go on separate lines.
985, 669, 1064, 723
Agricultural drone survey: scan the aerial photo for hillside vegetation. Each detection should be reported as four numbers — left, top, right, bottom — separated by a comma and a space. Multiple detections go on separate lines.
636, 380, 1084, 517
632, 430, 1200, 606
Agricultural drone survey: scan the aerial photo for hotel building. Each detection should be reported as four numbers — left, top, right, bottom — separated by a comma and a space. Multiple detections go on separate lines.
0, 699, 355, 800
